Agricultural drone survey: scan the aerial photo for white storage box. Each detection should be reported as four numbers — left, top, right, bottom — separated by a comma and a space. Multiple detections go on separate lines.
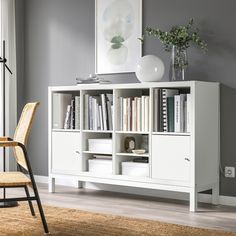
121, 162, 149, 177
88, 159, 112, 175
88, 139, 112, 153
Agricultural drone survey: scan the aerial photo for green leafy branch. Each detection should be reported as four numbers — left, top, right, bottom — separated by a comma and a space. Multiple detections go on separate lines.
140, 19, 207, 52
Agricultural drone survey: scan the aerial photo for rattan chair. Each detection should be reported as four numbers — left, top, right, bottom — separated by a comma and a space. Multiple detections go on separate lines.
0, 102, 49, 234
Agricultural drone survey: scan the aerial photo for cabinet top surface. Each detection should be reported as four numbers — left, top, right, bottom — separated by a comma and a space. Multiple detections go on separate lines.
49, 80, 219, 91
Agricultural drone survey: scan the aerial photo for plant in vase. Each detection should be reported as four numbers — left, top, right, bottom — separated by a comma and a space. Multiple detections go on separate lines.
140, 19, 207, 81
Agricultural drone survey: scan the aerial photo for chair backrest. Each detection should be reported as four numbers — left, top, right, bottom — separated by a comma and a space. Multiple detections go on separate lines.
13, 102, 40, 170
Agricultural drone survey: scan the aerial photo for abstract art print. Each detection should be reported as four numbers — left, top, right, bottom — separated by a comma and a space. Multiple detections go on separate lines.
95, 0, 142, 74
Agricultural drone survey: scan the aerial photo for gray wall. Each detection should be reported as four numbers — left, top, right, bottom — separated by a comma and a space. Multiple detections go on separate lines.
16, 0, 236, 197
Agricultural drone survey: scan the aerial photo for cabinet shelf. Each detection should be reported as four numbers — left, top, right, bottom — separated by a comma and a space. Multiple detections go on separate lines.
116, 131, 149, 135
116, 152, 149, 157
82, 130, 113, 133
152, 132, 190, 136
52, 129, 80, 133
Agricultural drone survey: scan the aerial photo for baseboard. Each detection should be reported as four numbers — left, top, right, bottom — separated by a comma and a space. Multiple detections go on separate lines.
34, 175, 236, 207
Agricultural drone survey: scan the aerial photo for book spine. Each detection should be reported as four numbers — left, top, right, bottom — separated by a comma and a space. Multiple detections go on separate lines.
123, 98, 128, 131
119, 97, 123, 131
111, 105, 114, 130
97, 103, 101, 130
89, 96, 93, 130
137, 97, 141, 132
144, 96, 149, 132
99, 105, 104, 130
179, 94, 187, 133
75, 96, 80, 130
174, 95, 180, 132
70, 97, 75, 129
153, 89, 157, 132
141, 96, 145, 132
101, 94, 107, 130
93, 98, 97, 130
107, 100, 112, 130
167, 97, 174, 132
84, 94, 89, 130
127, 98, 131, 131
159, 89, 163, 132
132, 99, 135, 131
64, 105, 71, 129
187, 93, 191, 133
162, 89, 167, 132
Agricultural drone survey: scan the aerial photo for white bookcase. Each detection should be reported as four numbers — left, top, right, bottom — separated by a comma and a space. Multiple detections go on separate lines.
48, 81, 220, 212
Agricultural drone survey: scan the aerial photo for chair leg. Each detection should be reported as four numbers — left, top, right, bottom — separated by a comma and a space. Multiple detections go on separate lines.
24, 186, 35, 216
32, 184, 49, 234
18, 143, 49, 234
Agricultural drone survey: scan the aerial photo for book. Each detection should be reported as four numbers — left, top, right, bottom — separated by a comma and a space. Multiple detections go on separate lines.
99, 105, 103, 130
167, 97, 174, 132
119, 97, 123, 131
101, 94, 108, 130
136, 97, 141, 132
186, 93, 191, 132
107, 100, 113, 130
84, 94, 89, 130
141, 96, 145, 132
127, 98, 131, 131
161, 89, 179, 132
153, 89, 160, 132
174, 94, 187, 132
174, 95, 180, 132
70, 97, 75, 129
132, 98, 137, 131
52, 93, 72, 129
64, 105, 72, 129
75, 96, 80, 130
93, 97, 98, 130
123, 98, 128, 131
144, 96, 149, 132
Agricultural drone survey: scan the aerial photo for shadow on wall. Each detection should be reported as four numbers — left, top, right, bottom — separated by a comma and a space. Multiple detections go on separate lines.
220, 85, 236, 196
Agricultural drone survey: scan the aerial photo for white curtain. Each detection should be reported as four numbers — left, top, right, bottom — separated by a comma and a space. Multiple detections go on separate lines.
0, 0, 17, 171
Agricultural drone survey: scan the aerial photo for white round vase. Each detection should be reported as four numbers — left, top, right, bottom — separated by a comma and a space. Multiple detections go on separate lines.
135, 55, 165, 82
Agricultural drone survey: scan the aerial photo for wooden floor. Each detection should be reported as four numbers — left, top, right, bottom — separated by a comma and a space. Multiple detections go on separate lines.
4, 183, 236, 233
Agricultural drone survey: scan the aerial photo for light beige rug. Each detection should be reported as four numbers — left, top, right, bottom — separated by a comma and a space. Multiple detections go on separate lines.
0, 203, 235, 236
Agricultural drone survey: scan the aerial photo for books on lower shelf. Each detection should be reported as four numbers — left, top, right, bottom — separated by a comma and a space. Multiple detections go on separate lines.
52, 93, 80, 130
153, 88, 191, 133
84, 93, 113, 131
119, 95, 149, 132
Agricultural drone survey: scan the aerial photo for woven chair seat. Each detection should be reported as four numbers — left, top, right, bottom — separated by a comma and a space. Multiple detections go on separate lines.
0, 172, 31, 187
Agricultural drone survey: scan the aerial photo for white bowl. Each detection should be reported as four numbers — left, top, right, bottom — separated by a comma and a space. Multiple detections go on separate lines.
132, 149, 146, 155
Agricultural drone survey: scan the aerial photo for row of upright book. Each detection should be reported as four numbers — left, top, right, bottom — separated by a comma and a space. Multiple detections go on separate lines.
119, 96, 150, 132
84, 93, 113, 131
52, 93, 80, 130
52, 89, 191, 133
153, 88, 191, 133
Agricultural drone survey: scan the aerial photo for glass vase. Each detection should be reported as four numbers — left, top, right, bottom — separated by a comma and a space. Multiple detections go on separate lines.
169, 45, 188, 81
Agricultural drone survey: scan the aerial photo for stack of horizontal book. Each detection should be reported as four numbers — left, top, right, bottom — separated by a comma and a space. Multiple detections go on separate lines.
153, 88, 191, 133
119, 96, 150, 132
52, 93, 80, 130
84, 93, 113, 131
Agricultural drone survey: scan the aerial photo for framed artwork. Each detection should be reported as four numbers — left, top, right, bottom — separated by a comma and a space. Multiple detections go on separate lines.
95, 0, 142, 74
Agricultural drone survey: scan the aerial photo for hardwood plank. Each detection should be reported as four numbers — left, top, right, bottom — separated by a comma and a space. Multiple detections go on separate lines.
2, 184, 236, 232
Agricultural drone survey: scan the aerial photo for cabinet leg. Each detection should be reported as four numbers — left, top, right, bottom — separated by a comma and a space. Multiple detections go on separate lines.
78, 181, 83, 189
212, 184, 219, 205
190, 190, 198, 212
49, 177, 55, 193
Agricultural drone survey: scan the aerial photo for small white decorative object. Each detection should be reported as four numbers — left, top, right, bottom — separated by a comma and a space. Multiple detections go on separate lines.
135, 55, 165, 82
132, 149, 146, 155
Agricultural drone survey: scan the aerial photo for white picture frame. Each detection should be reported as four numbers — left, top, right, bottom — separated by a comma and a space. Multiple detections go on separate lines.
95, 0, 142, 74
